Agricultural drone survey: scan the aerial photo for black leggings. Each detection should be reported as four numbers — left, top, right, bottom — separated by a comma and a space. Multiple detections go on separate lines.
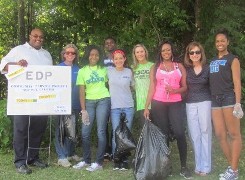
151, 100, 187, 167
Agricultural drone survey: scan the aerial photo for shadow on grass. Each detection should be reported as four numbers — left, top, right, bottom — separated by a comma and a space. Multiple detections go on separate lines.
0, 114, 244, 180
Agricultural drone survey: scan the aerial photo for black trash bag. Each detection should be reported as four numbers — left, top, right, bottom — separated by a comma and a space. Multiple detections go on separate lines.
59, 114, 77, 145
114, 112, 136, 160
133, 120, 171, 180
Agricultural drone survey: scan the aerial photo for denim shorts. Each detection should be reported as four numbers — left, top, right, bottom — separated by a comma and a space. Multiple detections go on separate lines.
211, 93, 235, 109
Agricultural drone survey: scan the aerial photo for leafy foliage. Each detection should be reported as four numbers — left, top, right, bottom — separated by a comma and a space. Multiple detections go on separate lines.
0, 99, 12, 153
0, 0, 245, 151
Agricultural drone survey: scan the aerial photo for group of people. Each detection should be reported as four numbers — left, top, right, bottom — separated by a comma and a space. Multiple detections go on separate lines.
0, 28, 243, 180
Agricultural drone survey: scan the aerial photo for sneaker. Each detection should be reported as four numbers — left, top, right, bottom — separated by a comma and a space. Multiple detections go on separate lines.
219, 168, 238, 180
180, 167, 193, 179
113, 162, 121, 170
68, 155, 82, 162
72, 161, 89, 169
120, 161, 129, 171
86, 162, 103, 172
58, 159, 71, 167
219, 166, 231, 177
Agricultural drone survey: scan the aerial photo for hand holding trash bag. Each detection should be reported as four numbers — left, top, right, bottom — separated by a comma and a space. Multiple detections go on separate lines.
133, 120, 171, 180
58, 114, 77, 146
114, 112, 136, 160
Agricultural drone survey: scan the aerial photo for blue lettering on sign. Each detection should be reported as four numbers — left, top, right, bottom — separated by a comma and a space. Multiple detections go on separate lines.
210, 60, 227, 73
86, 71, 104, 84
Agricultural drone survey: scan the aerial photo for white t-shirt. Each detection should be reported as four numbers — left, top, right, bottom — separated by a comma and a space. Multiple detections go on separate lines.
0, 42, 52, 73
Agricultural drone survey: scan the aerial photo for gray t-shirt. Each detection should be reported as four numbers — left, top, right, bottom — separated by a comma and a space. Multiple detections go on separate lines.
108, 67, 134, 109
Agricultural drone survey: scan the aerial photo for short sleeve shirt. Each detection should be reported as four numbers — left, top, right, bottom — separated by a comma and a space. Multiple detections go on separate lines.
108, 67, 134, 109
76, 65, 110, 100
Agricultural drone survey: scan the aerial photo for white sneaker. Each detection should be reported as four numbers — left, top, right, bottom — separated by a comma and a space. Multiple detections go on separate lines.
68, 155, 82, 162
57, 159, 71, 168
219, 168, 238, 180
219, 166, 231, 177
86, 162, 103, 172
72, 161, 89, 169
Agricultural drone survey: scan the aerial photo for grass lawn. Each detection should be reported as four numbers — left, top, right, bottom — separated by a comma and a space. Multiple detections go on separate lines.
0, 119, 244, 180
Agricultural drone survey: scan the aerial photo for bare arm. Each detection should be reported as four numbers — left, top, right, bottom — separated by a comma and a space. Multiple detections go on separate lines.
79, 85, 86, 111
144, 65, 156, 118
231, 58, 241, 103
2, 60, 28, 72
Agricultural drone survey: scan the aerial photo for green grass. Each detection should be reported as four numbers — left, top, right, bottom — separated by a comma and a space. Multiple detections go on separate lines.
0, 119, 244, 180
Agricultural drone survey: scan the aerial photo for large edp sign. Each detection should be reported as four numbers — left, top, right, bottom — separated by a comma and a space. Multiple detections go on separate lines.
6, 65, 71, 115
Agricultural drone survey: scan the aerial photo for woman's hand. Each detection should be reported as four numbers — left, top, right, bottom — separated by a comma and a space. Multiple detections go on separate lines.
165, 84, 175, 94
233, 103, 244, 119
144, 109, 151, 120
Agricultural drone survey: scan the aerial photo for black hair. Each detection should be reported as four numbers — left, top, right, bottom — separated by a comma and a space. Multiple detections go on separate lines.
215, 28, 230, 40
154, 40, 176, 78
81, 45, 103, 67
104, 36, 117, 44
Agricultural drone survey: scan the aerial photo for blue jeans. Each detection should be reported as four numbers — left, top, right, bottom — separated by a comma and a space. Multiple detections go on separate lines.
82, 97, 110, 165
111, 107, 134, 155
54, 110, 79, 159
186, 101, 212, 173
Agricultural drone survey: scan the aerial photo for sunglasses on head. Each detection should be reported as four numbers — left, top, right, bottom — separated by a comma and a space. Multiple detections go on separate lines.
189, 51, 201, 55
65, 51, 76, 55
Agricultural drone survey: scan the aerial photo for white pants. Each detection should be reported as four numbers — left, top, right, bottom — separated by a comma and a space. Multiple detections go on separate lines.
186, 101, 212, 173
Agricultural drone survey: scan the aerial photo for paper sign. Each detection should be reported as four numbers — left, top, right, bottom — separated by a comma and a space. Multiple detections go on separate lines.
7, 65, 71, 115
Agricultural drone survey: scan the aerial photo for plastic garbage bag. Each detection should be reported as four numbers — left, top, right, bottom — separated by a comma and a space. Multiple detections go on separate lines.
133, 120, 171, 180
59, 114, 76, 145
114, 112, 136, 160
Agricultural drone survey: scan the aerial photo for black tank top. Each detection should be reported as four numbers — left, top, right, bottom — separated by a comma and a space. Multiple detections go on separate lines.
209, 53, 236, 95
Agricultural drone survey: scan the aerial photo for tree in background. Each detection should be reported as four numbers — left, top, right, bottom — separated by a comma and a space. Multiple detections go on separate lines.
0, 0, 244, 100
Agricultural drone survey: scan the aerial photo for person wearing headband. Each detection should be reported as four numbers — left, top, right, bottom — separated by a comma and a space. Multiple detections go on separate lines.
108, 49, 134, 170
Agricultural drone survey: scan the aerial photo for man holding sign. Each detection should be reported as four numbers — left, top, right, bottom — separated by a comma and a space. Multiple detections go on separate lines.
0, 28, 52, 174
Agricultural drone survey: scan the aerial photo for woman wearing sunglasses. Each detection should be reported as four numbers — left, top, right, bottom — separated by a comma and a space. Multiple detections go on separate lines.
184, 42, 212, 176
55, 44, 82, 167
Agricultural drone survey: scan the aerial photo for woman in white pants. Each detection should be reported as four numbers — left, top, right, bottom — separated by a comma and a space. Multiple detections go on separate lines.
184, 41, 212, 176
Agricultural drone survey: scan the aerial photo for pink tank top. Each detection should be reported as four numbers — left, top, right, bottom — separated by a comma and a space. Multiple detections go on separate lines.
153, 63, 182, 102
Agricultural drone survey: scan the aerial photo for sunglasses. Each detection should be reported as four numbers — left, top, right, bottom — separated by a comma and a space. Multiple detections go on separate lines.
189, 51, 201, 55
65, 51, 76, 55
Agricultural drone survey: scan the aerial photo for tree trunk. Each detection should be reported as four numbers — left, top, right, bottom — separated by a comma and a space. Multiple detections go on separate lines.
18, 0, 26, 44
195, 0, 201, 31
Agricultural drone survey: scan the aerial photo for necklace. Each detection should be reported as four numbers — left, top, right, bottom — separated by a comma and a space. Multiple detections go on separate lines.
162, 62, 171, 72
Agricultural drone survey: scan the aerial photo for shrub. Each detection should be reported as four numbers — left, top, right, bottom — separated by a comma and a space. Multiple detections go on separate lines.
0, 99, 13, 153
